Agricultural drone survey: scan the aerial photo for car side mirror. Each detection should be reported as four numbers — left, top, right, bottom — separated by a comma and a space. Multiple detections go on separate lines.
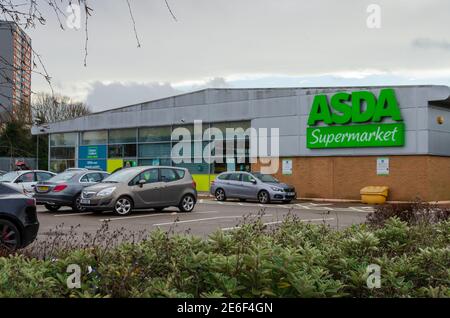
138, 179, 146, 188
251, 179, 257, 184
15, 179, 22, 183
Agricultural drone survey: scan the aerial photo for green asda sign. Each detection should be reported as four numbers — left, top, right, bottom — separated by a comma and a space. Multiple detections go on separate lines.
306, 88, 405, 149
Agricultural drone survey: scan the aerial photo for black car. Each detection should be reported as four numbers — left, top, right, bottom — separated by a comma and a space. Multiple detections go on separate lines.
0, 183, 39, 250
34, 170, 110, 212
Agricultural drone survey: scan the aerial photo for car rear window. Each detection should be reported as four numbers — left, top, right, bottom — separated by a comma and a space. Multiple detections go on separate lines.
160, 168, 179, 182
174, 169, 185, 179
218, 173, 230, 180
242, 174, 256, 183
50, 171, 78, 182
229, 173, 241, 181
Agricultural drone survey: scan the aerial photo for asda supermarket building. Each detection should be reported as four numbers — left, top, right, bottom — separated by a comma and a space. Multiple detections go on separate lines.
31, 85, 450, 201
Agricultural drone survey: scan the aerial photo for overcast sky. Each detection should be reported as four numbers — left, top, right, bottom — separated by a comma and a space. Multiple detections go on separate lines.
23, 0, 450, 111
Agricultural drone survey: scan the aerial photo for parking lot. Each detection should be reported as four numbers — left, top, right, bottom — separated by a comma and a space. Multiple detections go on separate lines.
36, 198, 374, 239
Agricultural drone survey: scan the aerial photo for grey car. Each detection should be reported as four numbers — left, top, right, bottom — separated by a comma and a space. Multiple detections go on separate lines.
210, 171, 297, 204
80, 166, 198, 216
34, 170, 110, 212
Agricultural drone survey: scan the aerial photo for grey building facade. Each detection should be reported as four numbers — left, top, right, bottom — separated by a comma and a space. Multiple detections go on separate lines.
32, 85, 450, 201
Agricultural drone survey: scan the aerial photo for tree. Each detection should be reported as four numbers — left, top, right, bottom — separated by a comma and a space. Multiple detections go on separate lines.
0, 119, 34, 157
32, 92, 91, 124
1, 0, 177, 122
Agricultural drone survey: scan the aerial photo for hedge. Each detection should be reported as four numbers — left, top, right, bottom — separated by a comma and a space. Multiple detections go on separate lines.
0, 212, 449, 298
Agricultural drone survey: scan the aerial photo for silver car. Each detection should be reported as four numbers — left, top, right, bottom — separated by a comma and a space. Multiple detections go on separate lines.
34, 170, 110, 212
0, 170, 56, 195
210, 171, 296, 204
80, 166, 197, 215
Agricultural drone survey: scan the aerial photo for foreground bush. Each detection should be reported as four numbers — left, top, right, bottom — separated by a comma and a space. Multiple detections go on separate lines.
0, 215, 449, 298
366, 201, 450, 227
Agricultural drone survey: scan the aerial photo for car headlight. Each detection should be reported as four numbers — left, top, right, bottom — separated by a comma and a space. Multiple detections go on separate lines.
271, 187, 284, 192
97, 187, 116, 197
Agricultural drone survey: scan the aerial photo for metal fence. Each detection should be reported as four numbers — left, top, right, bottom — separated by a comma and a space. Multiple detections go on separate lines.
0, 157, 37, 172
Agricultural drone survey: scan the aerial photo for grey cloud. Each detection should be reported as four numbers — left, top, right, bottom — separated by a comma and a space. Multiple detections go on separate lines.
28, 0, 450, 100
85, 77, 231, 112
412, 38, 450, 51
85, 82, 182, 112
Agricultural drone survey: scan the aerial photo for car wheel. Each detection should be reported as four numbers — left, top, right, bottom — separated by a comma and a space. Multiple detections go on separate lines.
258, 190, 270, 204
215, 188, 226, 201
0, 219, 21, 250
72, 194, 87, 212
113, 196, 133, 216
45, 204, 61, 212
179, 194, 196, 212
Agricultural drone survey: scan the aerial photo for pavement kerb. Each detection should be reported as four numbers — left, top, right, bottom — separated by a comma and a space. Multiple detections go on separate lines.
197, 192, 450, 206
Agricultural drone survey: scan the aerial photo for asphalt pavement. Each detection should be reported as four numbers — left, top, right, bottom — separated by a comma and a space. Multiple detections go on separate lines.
35, 198, 373, 241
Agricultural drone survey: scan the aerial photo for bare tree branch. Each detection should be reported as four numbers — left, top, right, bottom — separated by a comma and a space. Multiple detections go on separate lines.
32, 92, 91, 124
164, 0, 177, 22
125, 0, 141, 48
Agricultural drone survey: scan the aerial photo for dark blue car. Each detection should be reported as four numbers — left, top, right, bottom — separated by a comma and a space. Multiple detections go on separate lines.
0, 183, 39, 250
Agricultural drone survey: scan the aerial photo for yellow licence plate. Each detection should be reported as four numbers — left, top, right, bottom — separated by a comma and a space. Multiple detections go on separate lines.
38, 186, 49, 192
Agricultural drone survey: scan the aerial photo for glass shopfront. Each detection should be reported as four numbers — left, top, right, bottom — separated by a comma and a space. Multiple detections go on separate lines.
48, 121, 251, 190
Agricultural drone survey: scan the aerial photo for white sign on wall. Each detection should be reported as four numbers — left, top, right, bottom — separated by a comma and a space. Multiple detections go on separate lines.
282, 159, 293, 175
377, 157, 389, 176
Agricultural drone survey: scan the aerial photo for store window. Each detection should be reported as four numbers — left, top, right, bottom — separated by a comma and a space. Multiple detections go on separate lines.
172, 124, 208, 141
211, 121, 251, 140
109, 128, 137, 144
139, 143, 172, 158
50, 147, 75, 159
139, 127, 171, 142
173, 161, 211, 175
50, 133, 77, 146
81, 131, 107, 145
108, 144, 137, 158
49, 160, 75, 173
138, 158, 172, 166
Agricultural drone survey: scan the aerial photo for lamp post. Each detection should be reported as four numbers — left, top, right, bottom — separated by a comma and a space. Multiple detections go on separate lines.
36, 123, 49, 170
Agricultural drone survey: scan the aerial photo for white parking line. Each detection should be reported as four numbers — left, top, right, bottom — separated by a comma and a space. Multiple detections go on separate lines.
200, 200, 373, 213
310, 203, 333, 206
221, 217, 335, 231
295, 204, 311, 209
153, 216, 242, 227
54, 212, 94, 217
349, 207, 368, 212
101, 210, 218, 222
153, 213, 274, 227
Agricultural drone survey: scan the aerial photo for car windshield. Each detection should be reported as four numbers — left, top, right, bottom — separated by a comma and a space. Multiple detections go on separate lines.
50, 171, 78, 182
102, 169, 135, 183
0, 171, 21, 182
252, 173, 279, 183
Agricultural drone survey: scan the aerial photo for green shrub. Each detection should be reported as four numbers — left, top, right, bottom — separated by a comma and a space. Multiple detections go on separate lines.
0, 215, 448, 298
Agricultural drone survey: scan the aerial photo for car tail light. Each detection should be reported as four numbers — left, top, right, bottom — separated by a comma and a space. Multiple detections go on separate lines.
53, 184, 68, 192
26, 198, 36, 206
192, 180, 197, 189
